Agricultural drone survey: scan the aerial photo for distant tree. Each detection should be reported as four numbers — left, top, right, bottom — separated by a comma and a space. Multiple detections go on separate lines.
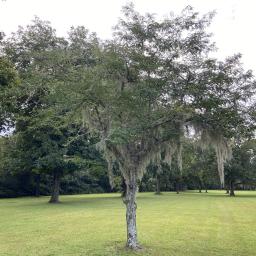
183, 143, 219, 192
225, 140, 256, 196
146, 163, 163, 195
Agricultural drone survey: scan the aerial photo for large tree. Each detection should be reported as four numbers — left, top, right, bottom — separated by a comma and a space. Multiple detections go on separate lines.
1, 18, 106, 202
56, 5, 255, 249
1, 18, 77, 202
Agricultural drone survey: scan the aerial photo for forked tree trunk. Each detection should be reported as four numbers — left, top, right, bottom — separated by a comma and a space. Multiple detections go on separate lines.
230, 181, 235, 197
155, 174, 161, 195
49, 172, 60, 203
124, 172, 140, 250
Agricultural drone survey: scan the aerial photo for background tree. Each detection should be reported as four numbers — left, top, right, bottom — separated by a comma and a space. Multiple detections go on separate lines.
225, 140, 256, 196
0, 18, 108, 201
181, 141, 219, 192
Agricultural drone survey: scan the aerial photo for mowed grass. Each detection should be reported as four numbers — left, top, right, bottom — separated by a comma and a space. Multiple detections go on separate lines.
0, 191, 256, 256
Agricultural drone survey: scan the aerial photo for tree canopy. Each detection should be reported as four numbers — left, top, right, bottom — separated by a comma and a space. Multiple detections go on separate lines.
49, 4, 255, 249
0, 4, 255, 251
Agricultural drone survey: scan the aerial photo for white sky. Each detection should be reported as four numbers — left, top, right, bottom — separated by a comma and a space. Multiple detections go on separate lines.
0, 0, 256, 72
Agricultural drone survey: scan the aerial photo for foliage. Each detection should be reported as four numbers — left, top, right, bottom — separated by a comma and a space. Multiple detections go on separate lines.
0, 18, 107, 198
225, 139, 256, 194
0, 57, 19, 132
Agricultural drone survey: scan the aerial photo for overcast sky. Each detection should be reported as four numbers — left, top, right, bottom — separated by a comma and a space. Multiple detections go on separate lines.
0, 0, 256, 72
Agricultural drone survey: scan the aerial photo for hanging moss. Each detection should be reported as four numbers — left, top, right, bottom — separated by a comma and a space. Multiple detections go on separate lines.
196, 128, 232, 187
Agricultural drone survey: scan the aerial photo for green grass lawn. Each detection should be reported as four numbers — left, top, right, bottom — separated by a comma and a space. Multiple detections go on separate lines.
0, 191, 256, 256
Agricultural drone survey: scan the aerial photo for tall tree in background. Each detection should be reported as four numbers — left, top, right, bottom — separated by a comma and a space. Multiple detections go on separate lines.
225, 140, 256, 196
0, 18, 107, 201
182, 142, 219, 192
1, 18, 79, 202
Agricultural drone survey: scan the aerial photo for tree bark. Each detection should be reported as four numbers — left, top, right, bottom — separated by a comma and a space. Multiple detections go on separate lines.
230, 181, 235, 197
124, 172, 140, 250
121, 178, 127, 198
155, 174, 161, 195
49, 172, 60, 203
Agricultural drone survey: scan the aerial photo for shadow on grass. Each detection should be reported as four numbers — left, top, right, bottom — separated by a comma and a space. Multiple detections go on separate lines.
204, 194, 256, 198
18, 194, 124, 208
3, 191, 256, 208
182, 190, 256, 198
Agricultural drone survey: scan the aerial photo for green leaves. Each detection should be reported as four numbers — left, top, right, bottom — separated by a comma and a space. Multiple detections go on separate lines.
0, 57, 20, 132
0, 4, 255, 193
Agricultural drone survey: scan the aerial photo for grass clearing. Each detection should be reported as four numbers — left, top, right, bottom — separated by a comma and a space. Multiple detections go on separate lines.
0, 191, 256, 256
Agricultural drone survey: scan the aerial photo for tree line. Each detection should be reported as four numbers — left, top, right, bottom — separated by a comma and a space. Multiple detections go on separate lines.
0, 4, 256, 250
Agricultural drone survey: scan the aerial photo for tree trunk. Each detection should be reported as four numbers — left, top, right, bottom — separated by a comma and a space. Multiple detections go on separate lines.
155, 174, 161, 195
230, 181, 235, 197
49, 172, 60, 203
225, 184, 230, 194
121, 178, 127, 198
35, 174, 40, 197
176, 181, 180, 194
124, 172, 140, 250
198, 178, 205, 193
